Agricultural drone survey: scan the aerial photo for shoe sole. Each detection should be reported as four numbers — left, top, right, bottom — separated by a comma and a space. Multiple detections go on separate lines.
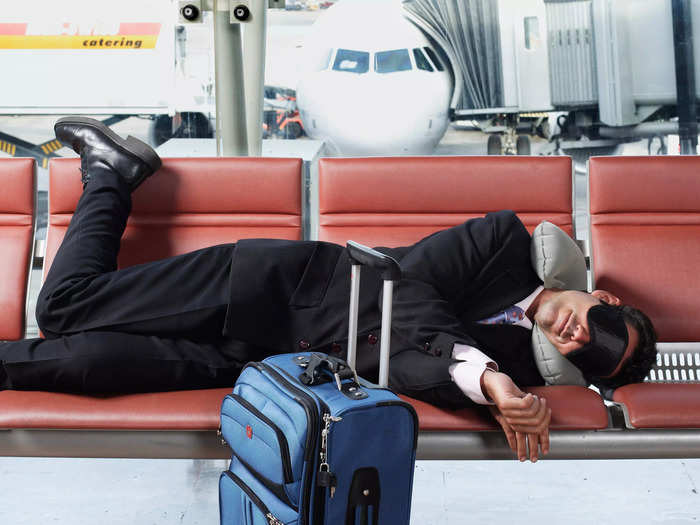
54, 116, 163, 178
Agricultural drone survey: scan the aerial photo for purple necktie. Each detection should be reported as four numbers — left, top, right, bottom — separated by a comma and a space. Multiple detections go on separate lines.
478, 305, 526, 325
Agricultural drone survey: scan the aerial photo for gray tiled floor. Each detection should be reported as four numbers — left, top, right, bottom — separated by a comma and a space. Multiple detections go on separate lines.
1, 458, 699, 524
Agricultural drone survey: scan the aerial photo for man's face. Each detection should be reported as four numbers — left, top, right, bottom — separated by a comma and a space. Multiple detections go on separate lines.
534, 289, 639, 378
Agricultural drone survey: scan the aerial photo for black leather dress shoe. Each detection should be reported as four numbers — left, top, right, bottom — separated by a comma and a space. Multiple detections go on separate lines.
54, 116, 162, 191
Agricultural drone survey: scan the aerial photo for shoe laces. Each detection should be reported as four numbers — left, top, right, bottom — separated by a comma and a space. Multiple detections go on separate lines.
79, 157, 89, 186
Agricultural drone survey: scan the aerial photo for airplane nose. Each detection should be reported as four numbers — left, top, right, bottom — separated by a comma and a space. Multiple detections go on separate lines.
298, 73, 450, 155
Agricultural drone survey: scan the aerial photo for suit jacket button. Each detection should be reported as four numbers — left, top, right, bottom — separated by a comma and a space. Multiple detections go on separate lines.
298, 340, 311, 350
331, 343, 342, 354
423, 342, 431, 351
367, 333, 378, 345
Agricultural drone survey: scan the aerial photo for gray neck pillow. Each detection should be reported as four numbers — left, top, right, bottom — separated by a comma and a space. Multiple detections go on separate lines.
530, 221, 589, 386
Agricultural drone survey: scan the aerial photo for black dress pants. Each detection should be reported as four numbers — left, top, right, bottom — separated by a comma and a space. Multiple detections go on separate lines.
0, 162, 255, 393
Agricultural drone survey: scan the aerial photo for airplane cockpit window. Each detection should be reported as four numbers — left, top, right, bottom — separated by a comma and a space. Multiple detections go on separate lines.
423, 47, 445, 72
375, 49, 412, 74
413, 48, 434, 72
332, 49, 370, 74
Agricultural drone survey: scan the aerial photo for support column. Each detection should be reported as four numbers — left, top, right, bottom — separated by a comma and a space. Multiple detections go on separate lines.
672, 0, 698, 155
213, 0, 249, 156
242, 0, 267, 156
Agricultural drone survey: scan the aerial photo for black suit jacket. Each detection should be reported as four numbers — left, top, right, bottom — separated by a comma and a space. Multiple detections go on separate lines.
224, 210, 545, 408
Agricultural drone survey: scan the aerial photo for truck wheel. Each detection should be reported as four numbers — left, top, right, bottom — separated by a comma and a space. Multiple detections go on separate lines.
149, 115, 174, 147
149, 113, 213, 147
283, 121, 303, 139
176, 112, 214, 140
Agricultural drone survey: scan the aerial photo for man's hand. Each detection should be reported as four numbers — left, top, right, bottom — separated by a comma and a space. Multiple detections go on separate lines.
482, 370, 551, 462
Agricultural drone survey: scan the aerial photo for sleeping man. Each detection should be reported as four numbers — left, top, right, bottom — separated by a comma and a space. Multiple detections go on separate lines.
0, 118, 657, 462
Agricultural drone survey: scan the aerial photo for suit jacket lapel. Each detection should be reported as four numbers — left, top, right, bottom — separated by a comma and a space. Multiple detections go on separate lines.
459, 269, 541, 322
465, 323, 545, 386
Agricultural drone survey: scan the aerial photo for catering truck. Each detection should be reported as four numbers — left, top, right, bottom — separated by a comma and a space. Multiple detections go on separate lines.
0, 0, 215, 166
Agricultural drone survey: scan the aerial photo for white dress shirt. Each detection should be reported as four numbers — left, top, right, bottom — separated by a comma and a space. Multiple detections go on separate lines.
448, 285, 544, 404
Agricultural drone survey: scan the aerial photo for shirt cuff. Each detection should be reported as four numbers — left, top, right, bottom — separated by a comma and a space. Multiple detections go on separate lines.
449, 344, 499, 405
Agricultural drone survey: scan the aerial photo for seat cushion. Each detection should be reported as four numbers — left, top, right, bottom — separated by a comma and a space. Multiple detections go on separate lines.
0, 385, 608, 432
613, 383, 700, 429
402, 385, 609, 431
0, 388, 230, 430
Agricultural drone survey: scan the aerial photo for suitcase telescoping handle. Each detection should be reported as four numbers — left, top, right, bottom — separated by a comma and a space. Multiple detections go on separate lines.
346, 241, 402, 388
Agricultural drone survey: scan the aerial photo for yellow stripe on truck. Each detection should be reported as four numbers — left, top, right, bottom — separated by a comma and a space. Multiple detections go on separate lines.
0, 35, 158, 49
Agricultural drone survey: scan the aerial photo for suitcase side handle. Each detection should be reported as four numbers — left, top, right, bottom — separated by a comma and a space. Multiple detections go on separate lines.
346, 241, 401, 388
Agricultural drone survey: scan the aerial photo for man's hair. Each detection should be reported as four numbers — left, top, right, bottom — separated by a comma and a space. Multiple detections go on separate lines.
590, 304, 658, 391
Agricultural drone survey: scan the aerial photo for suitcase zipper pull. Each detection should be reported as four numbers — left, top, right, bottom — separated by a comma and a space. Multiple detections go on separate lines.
318, 413, 342, 498
216, 426, 228, 447
318, 463, 337, 498
266, 513, 283, 525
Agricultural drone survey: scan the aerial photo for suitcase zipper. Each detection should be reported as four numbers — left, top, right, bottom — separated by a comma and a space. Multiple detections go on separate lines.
254, 363, 320, 463
223, 470, 285, 525
318, 412, 342, 498
270, 365, 334, 525
227, 393, 294, 484
255, 362, 325, 525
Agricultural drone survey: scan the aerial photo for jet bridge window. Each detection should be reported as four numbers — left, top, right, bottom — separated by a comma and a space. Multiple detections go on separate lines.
423, 47, 445, 72
524, 17, 541, 50
333, 49, 370, 74
375, 49, 412, 74
413, 48, 434, 72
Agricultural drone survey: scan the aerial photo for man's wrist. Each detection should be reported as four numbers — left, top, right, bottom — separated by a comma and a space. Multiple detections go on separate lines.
480, 368, 496, 402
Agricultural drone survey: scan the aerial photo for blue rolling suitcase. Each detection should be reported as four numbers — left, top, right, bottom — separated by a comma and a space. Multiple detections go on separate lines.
219, 241, 418, 525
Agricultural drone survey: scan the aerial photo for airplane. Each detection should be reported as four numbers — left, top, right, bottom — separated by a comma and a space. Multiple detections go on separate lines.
295, 0, 453, 155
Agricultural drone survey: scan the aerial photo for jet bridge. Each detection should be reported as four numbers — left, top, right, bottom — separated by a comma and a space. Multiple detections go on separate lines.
403, 0, 700, 155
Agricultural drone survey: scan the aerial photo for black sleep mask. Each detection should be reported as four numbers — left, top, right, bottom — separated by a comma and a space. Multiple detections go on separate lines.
565, 304, 629, 378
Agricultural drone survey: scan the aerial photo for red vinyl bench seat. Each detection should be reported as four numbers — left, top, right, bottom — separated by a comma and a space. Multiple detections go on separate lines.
403, 386, 608, 432
590, 156, 700, 430
0, 157, 302, 457
318, 156, 574, 246
612, 383, 700, 429
0, 388, 232, 431
0, 158, 34, 342
3, 155, 699, 459
319, 156, 612, 436
0, 386, 608, 433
